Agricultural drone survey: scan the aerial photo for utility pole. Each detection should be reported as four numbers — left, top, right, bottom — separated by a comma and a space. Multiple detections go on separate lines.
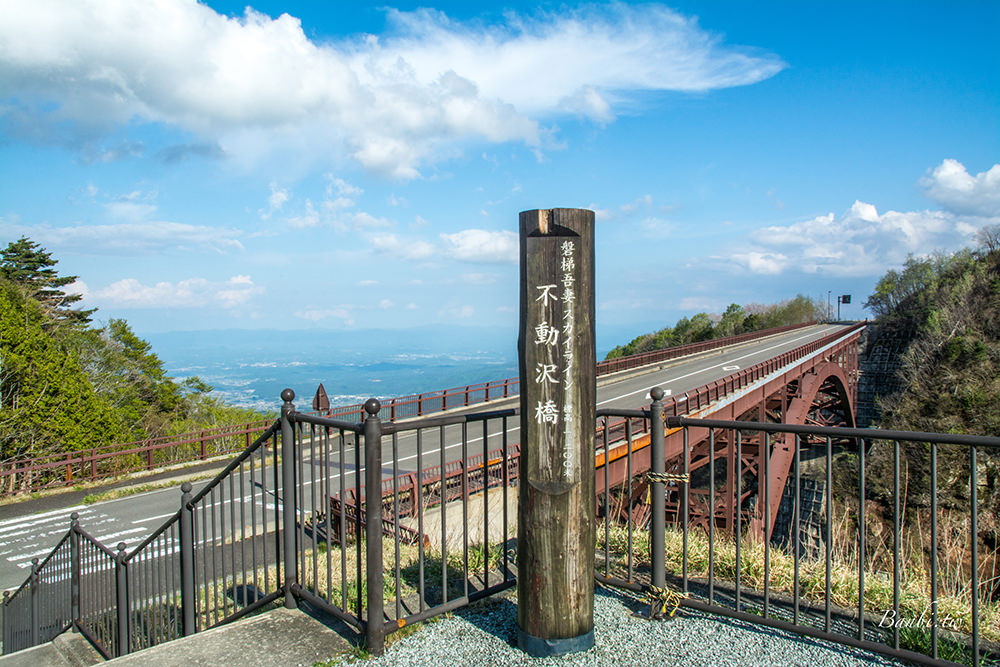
517, 208, 596, 657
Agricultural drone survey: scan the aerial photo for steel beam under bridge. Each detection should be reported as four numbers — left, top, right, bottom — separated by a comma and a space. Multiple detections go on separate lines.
595, 322, 865, 541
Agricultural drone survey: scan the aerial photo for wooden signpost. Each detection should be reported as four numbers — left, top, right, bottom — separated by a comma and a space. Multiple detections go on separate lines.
517, 208, 596, 656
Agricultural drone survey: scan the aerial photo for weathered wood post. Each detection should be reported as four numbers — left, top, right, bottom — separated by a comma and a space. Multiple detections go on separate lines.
517, 208, 596, 656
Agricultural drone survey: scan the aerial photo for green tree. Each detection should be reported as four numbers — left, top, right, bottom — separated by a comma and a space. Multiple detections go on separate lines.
0, 237, 95, 325
0, 280, 130, 462
717, 303, 746, 337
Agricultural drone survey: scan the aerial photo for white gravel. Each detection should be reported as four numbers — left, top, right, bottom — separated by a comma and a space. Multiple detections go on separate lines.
358, 586, 901, 667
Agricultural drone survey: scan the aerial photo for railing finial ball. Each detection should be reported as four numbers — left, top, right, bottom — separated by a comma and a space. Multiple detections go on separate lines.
70, 511, 79, 522
117, 542, 127, 553
650, 387, 665, 401
364, 398, 381, 416
181, 481, 193, 494
281, 388, 295, 403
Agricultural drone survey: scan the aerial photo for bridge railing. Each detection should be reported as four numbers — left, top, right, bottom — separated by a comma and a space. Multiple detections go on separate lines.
662, 322, 864, 416
0, 321, 816, 497
596, 393, 999, 667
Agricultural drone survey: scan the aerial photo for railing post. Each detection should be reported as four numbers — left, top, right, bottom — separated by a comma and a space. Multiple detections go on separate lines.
29, 558, 39, 647
179, 482, 196, 636
70, 513, 80, 628
3, 590, 10, 650
114, 543, 129, 657
649, 388, 666, 592
280, 389, 298, 610
363, 398, 385, 656
200, 431, 207, 460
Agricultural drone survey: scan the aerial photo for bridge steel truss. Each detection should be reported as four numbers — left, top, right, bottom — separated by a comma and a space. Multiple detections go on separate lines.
596, 323, 865, 542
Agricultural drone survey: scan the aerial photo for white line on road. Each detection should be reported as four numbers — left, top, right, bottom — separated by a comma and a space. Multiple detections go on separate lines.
595, 328, 831, 406
0, 505, 88, 533
132, 512, 179, 524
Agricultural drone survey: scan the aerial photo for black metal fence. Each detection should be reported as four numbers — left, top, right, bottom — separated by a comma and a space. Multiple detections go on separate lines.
596, 393, 999, 667
4, 386, 996, 667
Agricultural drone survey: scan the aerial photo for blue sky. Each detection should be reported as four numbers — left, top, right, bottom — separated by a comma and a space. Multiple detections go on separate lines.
1, 1, 997, 343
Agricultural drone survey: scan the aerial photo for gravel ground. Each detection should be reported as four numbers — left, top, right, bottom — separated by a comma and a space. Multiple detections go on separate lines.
355, 586, 902, 667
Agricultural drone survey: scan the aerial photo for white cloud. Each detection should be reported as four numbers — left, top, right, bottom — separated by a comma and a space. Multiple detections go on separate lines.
287, 199, 319, 228
1, 220, 244, 254
678, 297, 716, 311
369, 233, 435, 260
93, 275, 261, 309
260, 182, 289, 219
731, 198, 982, 277
379, 298, 394, 309
461, 273, 498, 285
620, 194, 653, 215
730, 251, 788, 275
326, 176, 362, 198
295, 307, 354, 325
0, 2, 784, 178
439, 229, 517, 263
920, 159, 1000, 217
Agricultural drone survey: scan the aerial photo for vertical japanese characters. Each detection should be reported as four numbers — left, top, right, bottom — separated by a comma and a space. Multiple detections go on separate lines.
529, 239, 578, 481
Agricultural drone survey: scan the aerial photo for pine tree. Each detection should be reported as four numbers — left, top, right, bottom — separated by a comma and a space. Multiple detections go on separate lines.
0, 236, 95, 324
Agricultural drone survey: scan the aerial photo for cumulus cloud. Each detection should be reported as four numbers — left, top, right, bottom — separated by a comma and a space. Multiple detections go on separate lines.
0, 2, 784, 177
920, 159, 1000, 217
92, 275, 262, 309
369, 233, 436, 260
439, 229, 517, 263
731, 199, 980, 277
366, 228, 516, 263
1, 220, 244, 254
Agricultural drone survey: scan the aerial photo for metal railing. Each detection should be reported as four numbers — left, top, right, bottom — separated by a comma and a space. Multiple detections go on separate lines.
0, 321, 817, 496
7, 385, 992, 665
597, 391, 999, 667
660, 321, 864, 417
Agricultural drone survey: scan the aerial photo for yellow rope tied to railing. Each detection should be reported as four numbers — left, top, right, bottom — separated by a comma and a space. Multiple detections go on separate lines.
646, 584, 687, 621
645, 584, 686, 620
646, 471, 689, 484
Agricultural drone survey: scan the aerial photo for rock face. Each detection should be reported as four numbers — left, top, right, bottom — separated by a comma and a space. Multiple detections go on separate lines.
856, 325, 909, 428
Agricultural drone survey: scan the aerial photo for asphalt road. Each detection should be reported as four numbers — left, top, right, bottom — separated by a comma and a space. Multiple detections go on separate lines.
0, 323, 852, 593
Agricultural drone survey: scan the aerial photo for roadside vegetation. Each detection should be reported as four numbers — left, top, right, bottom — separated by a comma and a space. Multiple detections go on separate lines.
0, 237, 265, 491
603, 295, 826, 360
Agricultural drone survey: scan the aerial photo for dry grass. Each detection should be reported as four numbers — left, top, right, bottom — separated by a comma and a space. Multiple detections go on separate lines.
595, 512, 1000, 645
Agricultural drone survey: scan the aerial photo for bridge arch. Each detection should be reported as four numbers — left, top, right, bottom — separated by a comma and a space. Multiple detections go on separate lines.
754, 361, 856, 539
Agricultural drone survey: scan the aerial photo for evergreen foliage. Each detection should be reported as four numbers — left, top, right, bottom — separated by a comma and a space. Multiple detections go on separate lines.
0, 236, 95, 325
0, 280, 132, 459
0, 238, 264, 467
603, 294, 825, 360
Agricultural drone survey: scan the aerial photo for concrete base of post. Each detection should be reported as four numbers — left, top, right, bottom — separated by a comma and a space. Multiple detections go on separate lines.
517, 628, 595, 657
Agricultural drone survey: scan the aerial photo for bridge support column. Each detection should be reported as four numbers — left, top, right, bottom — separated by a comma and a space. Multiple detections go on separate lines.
517, 208, 596, 657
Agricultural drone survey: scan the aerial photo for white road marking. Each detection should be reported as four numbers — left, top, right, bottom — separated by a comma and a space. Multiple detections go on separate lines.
596, 328, 831, 406
0, 505, 88, 533
131, 512, 179, 524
